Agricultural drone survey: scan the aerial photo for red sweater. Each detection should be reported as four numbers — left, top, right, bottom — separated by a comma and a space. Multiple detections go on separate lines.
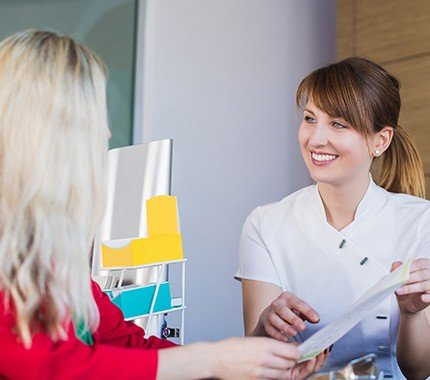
0, 281, 176, 379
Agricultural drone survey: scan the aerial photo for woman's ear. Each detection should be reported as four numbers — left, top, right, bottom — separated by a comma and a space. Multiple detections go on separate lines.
373, 126, 394, 157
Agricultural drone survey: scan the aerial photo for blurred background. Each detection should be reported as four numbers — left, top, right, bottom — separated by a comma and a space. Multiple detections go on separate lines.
0, 0, 137, 149
338, 0, 430, 198
0, 0, 427, 344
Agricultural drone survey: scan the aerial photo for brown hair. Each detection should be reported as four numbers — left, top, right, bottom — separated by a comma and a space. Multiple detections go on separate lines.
296, 57, 425, 198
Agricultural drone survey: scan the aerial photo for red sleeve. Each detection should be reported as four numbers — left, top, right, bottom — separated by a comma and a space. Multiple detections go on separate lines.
0, 331, 158, 380
92, 280, 177, 349
0, 325, 160, 380
0, 283, 177, 380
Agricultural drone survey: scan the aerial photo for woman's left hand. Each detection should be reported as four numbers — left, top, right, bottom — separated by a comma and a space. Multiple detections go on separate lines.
392, 259, 430, 315
280, 349, 330, 380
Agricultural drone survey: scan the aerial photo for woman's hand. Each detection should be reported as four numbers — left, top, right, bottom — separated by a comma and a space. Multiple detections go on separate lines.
158, 336, 321, 380
257, 292, 320, 342
282, 349, 329, 380
211, 337, 322, 380
392, 259, 430, 316
392, 259, 430, 379
158, 337, 303, 380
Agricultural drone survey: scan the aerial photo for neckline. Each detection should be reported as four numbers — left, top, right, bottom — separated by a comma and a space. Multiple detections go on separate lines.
312, 178, 383, 234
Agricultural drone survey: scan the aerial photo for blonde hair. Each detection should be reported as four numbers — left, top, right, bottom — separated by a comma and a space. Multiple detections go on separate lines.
0, 30, 108, 346
296, 57, 426, 198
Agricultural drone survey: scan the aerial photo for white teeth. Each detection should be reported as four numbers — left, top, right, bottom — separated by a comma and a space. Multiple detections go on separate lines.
312, 152, 337, 162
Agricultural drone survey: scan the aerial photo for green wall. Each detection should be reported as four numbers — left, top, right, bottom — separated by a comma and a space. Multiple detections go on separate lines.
0, 0, 137, 148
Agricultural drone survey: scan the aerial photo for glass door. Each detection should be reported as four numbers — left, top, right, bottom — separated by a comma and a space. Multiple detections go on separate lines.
0, 0, 138, 148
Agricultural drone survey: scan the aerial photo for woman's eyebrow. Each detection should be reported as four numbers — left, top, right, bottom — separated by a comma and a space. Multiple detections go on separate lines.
304, 108, 315, 115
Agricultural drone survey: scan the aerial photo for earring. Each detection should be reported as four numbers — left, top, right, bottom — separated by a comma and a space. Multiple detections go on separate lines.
375, 149, 381, 156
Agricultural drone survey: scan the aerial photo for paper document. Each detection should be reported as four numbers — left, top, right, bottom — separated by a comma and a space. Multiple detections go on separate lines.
298, 261, 411, 362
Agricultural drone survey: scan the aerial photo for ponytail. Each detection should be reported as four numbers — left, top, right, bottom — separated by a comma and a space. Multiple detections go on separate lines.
375, 126, 426, 198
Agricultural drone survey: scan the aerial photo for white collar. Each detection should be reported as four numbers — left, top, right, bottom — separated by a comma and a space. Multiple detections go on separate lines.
311, 176, 386, 231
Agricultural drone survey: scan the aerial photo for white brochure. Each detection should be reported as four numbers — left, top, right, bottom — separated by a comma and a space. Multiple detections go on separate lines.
298, 261, 411, 362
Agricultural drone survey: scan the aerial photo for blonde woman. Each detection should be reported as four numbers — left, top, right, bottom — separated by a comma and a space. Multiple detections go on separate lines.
237, 57, 430, 379
0, 30, 327, 380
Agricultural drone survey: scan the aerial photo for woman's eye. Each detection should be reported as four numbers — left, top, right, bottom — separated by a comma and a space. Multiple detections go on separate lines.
332, 121, 346, 129
304, 115, 316, 123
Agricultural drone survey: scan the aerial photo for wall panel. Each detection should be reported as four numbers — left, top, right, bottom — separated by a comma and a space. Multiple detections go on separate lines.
337, 0, 430, 198
356, 0, 430, 63
337, 0, 355, 59
385, 56, 430, 172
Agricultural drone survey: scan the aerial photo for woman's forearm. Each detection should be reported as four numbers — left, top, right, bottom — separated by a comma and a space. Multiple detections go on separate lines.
397, 310, 430, 379
248, 310, 268, 337
157, 342, 215, 380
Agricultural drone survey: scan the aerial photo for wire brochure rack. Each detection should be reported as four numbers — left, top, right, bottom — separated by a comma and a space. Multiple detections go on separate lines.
100, 195, 186, 344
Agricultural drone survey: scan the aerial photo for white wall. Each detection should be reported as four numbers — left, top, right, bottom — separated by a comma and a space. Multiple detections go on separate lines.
136, 0, 336, 343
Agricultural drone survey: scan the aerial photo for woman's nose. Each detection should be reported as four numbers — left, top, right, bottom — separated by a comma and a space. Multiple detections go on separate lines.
308, 124, 328, 147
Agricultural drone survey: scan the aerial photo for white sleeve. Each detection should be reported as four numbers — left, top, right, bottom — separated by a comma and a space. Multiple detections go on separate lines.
234, 208, 282, 288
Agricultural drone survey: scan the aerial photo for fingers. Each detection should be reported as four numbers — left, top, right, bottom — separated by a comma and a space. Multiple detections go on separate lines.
264, 293, 319, 341
267, 311, 300, 337
261, 355, 297, 372
269, 339, 301, 361
391, 261, 402, 272
397, 281, 430, 296
219, 337, 301, 380
409, 258, 430, 272
263, 292, 319, 346
277, 292, 320, 323
406, 268, 430, 284
275, 346, 332, 380
280, 358, 317, 380
314, 347, 331, 371
256, 341, 300, 379
286, 294, 320, 323
397, 265, 430, 296
392, 259, 430, 297
275, 307, 306, 334
392, 259, 430, 276
265, 323, 290, 342
304, 357, 320, 374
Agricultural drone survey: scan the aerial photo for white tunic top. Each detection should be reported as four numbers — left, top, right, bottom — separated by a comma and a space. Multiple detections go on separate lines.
236, 180, 430, 378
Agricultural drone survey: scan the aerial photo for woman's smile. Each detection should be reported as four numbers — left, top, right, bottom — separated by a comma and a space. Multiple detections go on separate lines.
310, 151, 339, 165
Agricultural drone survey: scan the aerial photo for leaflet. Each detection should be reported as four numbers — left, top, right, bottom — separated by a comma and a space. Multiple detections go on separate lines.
298, 261, 411, 362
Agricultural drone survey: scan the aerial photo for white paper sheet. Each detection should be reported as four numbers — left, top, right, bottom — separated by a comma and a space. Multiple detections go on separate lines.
298, 261, 411, 362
